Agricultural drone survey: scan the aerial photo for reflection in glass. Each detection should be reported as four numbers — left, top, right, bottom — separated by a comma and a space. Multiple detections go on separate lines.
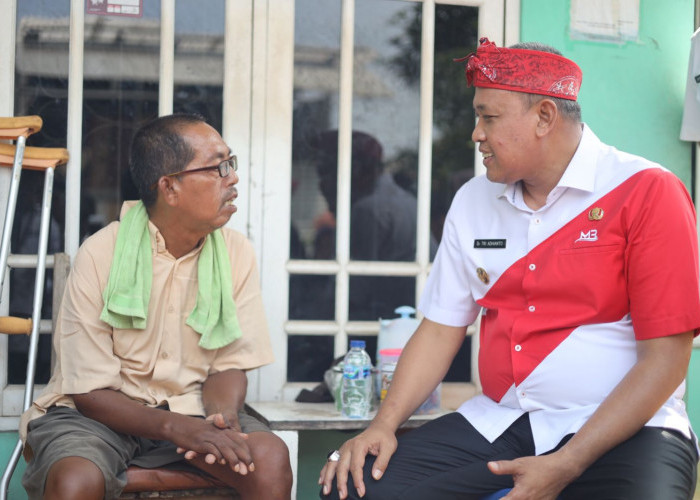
173, 0, 225, 130
314, 130, 437, 262
287, 335, 335, 382
291, 0, 342, 261
445, 337, 472, 382
352, 0, 424, 262
8, 269, 53, 385
81, 8, 163, 230
288, 274, 335, 321
12, 0, 71, 386
288, 0, 342, 364
349, 275, 415, 322
429, 5, 479, 244
288, 1, 479, 383
383, 3, 478, 246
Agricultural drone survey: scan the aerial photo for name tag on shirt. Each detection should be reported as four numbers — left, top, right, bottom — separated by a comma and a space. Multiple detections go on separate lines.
474, 239, 506, 249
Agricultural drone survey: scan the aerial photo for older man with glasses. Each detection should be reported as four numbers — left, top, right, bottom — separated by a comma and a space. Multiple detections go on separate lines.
19, 113, 293, 500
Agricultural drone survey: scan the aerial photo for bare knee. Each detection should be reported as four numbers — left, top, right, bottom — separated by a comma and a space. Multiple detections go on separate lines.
44, 456, 104, 500
248, 432, 293, 499
192, 432, 293, 500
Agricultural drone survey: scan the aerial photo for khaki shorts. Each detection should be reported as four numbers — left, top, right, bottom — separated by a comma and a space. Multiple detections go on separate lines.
22, 406, 270, 500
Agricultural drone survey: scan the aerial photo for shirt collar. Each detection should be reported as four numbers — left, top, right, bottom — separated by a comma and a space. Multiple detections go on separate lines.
556, 123, 599, 193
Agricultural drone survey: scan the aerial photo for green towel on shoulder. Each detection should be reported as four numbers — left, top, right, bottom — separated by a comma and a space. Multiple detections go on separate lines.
100, 201, 242, 349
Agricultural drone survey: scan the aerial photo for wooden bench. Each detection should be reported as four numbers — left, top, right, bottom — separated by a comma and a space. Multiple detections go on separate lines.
118, 467, 239, 499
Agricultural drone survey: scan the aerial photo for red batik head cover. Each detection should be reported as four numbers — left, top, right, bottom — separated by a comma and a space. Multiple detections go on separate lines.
456, 38, 582, 101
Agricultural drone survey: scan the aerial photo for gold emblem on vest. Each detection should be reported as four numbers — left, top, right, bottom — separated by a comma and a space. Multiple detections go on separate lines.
476, 267, 490, 285
588, 207, 604, 221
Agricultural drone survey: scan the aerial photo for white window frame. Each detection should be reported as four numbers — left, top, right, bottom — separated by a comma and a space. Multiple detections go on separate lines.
257, 0, 519, 402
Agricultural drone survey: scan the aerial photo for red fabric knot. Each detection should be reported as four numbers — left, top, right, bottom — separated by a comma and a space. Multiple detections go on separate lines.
454, 37, 582, 101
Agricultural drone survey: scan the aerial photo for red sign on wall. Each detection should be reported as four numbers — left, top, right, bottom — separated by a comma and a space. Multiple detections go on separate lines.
86, 0, 143, 18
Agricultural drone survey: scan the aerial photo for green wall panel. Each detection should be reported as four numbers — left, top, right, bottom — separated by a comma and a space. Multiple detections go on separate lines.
0, 432, 27, 500
521, 0, 695, 187
688, 348, 700, 433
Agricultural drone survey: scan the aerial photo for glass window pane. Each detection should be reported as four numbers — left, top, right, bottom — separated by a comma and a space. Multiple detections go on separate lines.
287, 335, 335, 382
7, 266, 54, 385
351, 0, 422, 262
81, 6, 162, 233
430, 4, 479, 245
348, 275, 415, 321
289, 274, 335, 321
291, 0, 342, 261
288, 0, 342, 382
12, 0, 71, 387
444, 337, 472, 382
173, 0, 225, 129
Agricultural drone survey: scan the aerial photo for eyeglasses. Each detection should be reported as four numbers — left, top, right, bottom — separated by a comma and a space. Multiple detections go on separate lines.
150, 156, 237, 190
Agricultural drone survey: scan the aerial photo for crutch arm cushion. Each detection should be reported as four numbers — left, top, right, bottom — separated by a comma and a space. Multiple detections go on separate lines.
0, 316, 32, 335
0, 116, 43, 139
0, 143, 69, 169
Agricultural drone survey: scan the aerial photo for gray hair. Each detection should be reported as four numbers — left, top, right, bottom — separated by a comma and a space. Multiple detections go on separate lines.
129, 113, 206, 207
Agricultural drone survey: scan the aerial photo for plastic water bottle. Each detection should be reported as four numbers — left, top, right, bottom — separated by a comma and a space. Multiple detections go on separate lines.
341, 340, 373, 418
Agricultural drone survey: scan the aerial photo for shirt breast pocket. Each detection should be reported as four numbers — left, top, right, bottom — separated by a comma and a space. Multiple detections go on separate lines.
556, 243, 627, 322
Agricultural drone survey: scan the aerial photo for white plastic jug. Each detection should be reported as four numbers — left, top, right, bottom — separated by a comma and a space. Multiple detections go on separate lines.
377, 305, 420, 359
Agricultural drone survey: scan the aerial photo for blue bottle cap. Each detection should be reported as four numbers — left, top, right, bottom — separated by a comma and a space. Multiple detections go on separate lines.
394, 305, 416, 318
350, 340, 366, 349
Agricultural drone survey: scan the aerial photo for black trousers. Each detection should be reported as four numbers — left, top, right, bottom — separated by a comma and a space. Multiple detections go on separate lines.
322, 412, 698, 500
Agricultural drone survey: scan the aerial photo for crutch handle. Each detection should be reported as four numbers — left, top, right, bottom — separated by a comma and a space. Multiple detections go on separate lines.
0, 143, 69, 170
0, 116, 43, 140
0, 316, 32, 335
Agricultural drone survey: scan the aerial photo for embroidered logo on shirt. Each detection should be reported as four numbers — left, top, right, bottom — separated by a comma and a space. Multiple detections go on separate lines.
474, 239, 506, 248
575, 229, 598, 242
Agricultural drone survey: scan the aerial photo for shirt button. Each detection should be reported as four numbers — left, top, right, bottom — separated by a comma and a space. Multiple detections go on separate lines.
162, 352, 169, 359
514, 344, 522, 352
521, 391, 527, 397
528, 264, 536, 271
533, 218, 541, 225
528, 305, 535, 312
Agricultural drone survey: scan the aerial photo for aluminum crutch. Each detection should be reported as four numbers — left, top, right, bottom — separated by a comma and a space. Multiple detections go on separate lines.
0, 142, 69, 500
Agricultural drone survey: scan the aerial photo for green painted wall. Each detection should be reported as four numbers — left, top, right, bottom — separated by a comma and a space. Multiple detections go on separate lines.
689, 350, 700, 435
297, 430, 360, 500
521, 0, 694, 186
0, 432, 27, 499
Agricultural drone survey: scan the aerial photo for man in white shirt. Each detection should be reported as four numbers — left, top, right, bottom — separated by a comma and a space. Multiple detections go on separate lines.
320, 39, 700, 500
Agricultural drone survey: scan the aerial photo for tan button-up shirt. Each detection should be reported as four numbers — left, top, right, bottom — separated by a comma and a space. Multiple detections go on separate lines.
20, 206, 274, 441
